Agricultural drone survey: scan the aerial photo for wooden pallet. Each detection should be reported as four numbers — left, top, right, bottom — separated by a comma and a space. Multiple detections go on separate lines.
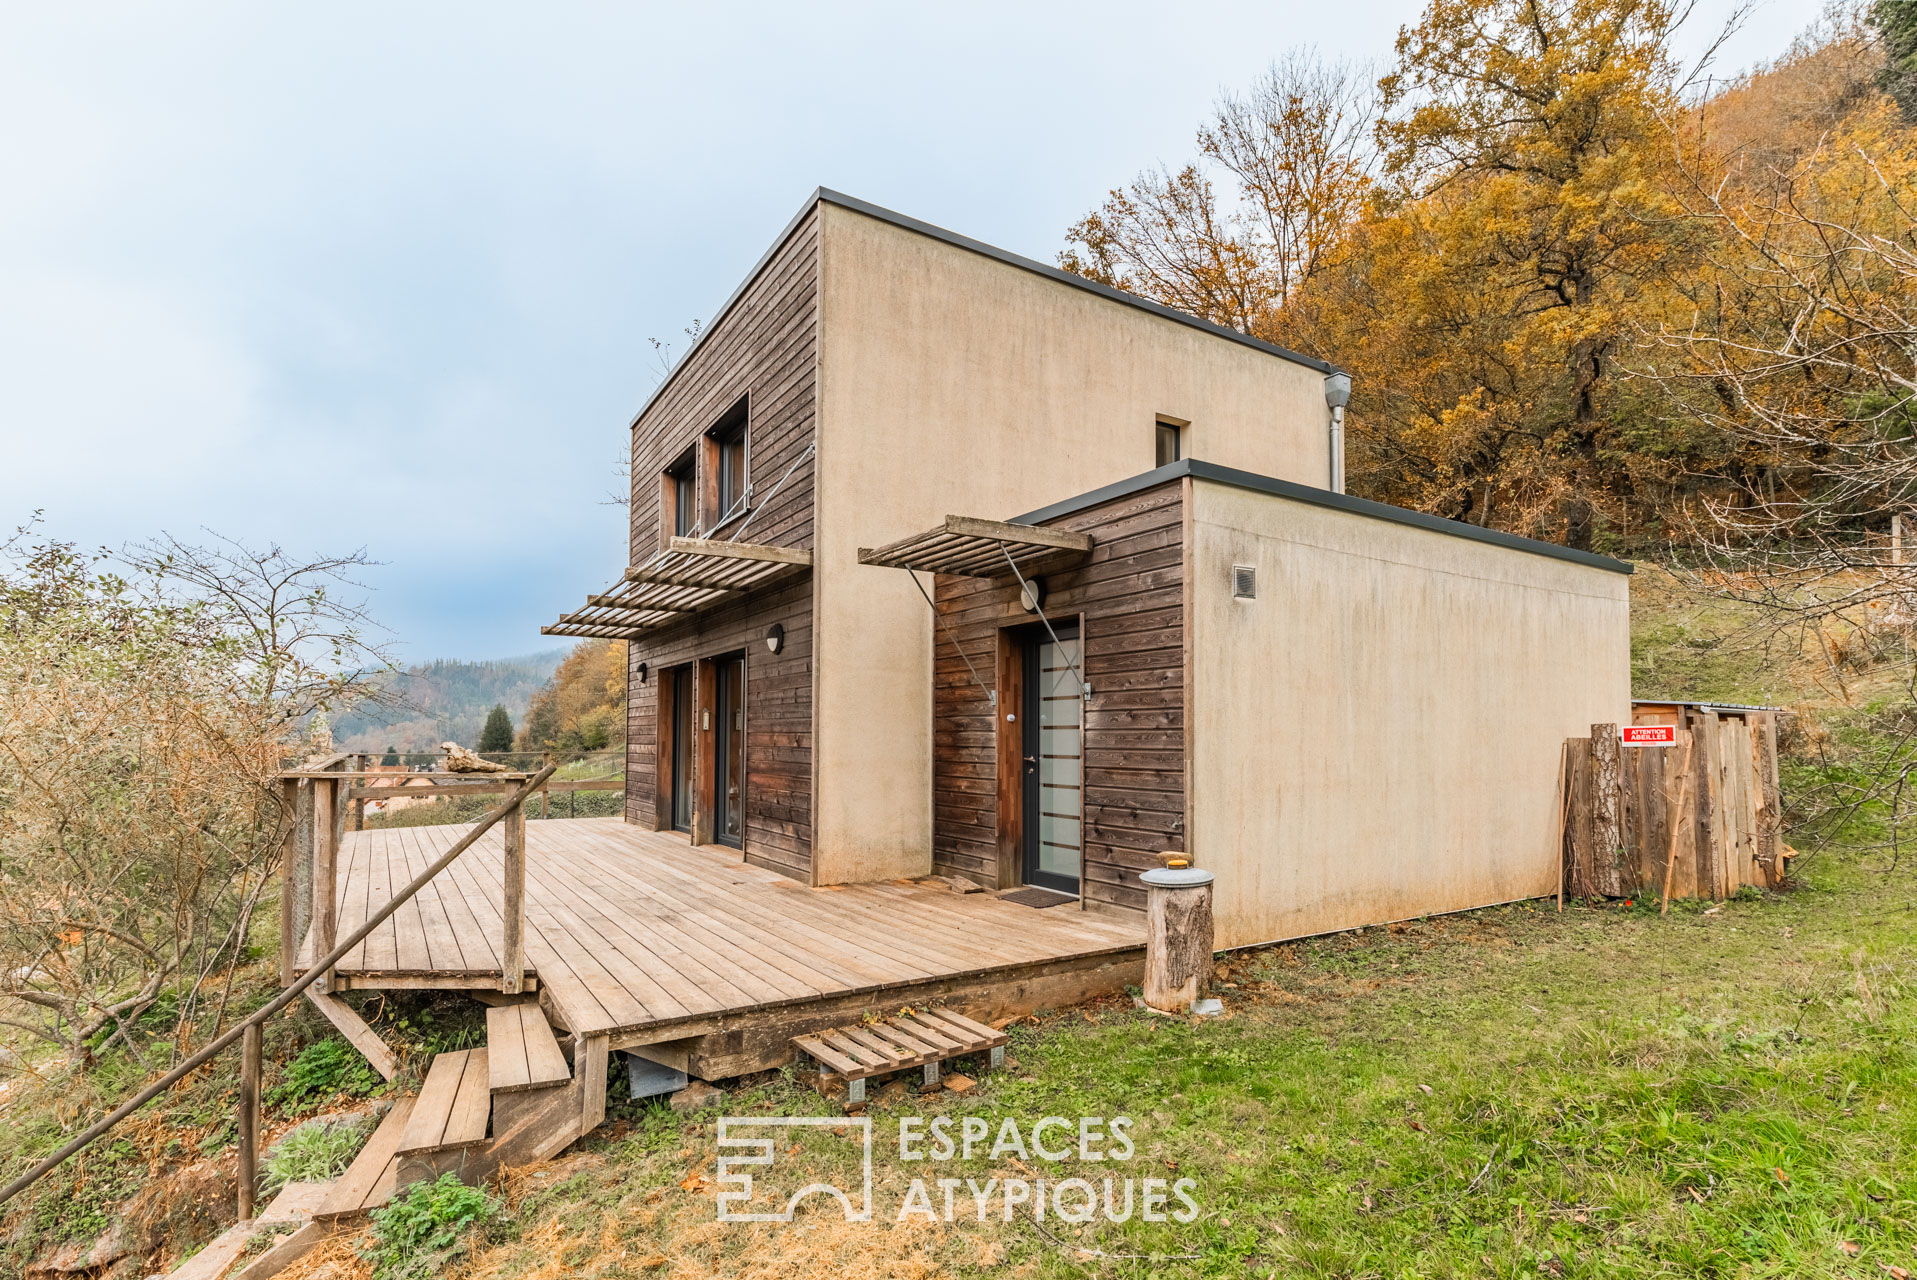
793, 1008, 1008, 1103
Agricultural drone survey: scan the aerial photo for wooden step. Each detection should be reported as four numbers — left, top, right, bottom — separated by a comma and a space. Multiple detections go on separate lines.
314, 1096, 414, 1221
486, 1003, 571, 1093
397, 1049, 491, 1155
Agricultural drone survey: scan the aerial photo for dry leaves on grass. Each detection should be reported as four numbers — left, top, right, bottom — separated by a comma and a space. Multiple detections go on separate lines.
273, 1228, 371, 1280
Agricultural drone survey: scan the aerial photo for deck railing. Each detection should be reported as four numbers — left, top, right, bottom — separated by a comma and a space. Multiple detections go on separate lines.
332, 751, 626, 832
0, 764, 557, 1219
279, 758, 621, 988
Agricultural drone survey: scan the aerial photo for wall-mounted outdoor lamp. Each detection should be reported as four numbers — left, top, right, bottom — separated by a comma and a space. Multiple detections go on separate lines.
1019, 578, 1045, 613
764, 622, 785, 654
636, 662, 648, 685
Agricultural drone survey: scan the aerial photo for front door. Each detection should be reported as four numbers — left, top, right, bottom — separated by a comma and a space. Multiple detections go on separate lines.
712, 652, 746, 849
1021, 623, 1083, 894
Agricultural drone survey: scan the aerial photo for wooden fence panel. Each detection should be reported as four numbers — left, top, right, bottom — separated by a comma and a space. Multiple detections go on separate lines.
1560, 716, 1779, 903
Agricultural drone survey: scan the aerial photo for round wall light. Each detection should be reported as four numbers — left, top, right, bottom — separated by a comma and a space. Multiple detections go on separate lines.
764, 622, 786, 654
1019, 578, 1046, 613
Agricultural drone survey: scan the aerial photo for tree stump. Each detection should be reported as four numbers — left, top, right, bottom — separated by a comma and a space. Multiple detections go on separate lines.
1139, 867, 1215, 1012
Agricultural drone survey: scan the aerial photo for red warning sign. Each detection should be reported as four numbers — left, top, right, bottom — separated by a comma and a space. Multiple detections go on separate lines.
1621, 725, 1678, 746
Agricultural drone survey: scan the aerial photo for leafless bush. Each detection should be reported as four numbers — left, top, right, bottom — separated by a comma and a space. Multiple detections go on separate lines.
0, 524, 394, 1065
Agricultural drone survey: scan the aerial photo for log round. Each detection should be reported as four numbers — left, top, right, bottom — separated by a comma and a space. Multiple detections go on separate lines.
1139, 867, 1215, 1012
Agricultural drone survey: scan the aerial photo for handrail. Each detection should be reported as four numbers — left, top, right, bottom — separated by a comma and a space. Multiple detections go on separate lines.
0, 763, 557, 1209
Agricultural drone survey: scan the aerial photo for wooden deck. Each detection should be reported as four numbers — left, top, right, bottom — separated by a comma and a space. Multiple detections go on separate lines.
307, 818, 1144, 1075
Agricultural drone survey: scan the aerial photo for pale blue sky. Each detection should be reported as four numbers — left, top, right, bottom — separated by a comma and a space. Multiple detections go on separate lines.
0, 0, 1826, 659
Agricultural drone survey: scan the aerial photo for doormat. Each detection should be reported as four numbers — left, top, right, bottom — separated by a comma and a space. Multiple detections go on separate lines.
999, 888, 1076, 909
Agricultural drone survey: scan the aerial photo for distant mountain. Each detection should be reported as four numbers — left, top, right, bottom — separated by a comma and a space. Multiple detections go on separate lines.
330, 649, 570, 753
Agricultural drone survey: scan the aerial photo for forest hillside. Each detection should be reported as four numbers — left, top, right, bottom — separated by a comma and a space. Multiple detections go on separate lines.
328, 651, 566, 754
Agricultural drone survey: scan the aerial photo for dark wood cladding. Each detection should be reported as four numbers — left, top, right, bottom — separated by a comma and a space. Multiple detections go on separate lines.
932, 480, 1186, 913
626, 580, 813, 880
623, 208, 819, 881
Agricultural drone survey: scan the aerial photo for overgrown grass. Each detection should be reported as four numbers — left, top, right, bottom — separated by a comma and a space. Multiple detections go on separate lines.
267, 1037, 386, 1113
264, 1117, 371, 1192
365, 1174, 499, 1280
428, 856, 1917, 1279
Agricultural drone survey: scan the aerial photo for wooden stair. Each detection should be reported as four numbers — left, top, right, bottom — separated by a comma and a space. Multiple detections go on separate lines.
312, 1001, 604, 1217
394, 1049, 492, 1185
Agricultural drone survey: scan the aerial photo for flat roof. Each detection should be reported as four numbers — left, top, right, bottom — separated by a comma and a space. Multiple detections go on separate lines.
631, 187, 1339, 429
1012, 460, 1635, 576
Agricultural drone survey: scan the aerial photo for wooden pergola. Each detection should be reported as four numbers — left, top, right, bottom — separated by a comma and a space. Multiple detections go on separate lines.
856, 515, 1092, 579
542, 537, 812, 640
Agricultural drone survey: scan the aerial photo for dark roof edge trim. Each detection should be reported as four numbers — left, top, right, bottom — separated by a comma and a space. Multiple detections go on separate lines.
631, 186, 1341, 430
1011, 460, 1635, 576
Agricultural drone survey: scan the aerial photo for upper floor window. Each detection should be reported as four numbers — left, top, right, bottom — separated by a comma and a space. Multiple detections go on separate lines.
708, 399, 749, 525
663, 450, 697, 538
1155, 419, 1184, 467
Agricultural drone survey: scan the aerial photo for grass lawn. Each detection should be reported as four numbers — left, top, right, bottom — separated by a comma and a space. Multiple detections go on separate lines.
347, 848, 1915, 1280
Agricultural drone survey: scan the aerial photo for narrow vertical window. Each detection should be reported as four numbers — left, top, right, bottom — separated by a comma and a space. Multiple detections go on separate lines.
663, 451, 697, 539
705, 398, 749, 528
716, 425, 746, 517
1156, 420, 1182, 467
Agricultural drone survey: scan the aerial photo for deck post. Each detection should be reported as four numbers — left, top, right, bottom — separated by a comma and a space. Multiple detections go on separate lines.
313, 778, 339, 984
277, 777, 300, 986
501, 797, 527, 994
1139, 865, 1215, 1012
238, 1022, 261, 1221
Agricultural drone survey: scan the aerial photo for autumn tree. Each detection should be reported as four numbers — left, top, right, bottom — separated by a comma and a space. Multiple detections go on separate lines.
517, 640, 627, 756
1315, 0, 1739, 540
1640, 19, 1917, 850
1060, 51, 1375, 343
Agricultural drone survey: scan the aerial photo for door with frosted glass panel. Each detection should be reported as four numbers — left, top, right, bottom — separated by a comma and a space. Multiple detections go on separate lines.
1021, 623, 1082, 894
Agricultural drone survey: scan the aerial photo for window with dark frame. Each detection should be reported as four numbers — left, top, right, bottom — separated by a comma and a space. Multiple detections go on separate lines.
1155, 420, 1182, 467
665, 451, 697, 538
708, 399, 749, 525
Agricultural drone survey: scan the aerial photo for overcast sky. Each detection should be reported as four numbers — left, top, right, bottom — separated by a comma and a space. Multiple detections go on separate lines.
1, 0, 1828, 660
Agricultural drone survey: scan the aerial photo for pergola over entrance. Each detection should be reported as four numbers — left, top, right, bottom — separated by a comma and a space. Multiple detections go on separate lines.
856, 515, 1092, 579
542, 537, 812, 640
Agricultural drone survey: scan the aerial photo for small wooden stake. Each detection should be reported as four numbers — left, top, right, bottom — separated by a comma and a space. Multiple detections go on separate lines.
1552, 741, 1570, 912
277, 778, 300, 986
502, 799, 527, 994
1661, 733, 1695, 915
238, 1022, 261, 1221
313, 778, 339, 962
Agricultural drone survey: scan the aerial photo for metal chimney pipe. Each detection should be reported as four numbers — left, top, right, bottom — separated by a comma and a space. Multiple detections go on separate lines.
1324, 372, 1352, 493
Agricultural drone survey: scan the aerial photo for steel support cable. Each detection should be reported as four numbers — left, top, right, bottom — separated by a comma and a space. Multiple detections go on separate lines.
908, 570, 995, 707
998, 545, 1090, 699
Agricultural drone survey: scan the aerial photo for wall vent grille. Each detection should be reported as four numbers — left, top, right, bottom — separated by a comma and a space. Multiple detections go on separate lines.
1232, 564, 1256, 600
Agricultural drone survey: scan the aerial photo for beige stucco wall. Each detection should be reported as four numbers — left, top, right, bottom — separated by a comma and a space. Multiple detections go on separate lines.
1188, 480, 1631, 949
812, 203, 1334, 883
